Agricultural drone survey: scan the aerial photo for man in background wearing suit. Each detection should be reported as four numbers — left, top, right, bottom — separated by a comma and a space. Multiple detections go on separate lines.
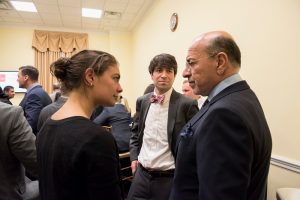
18, 65, 52, 135
0, 102, 39, 199
182, 79, 206, 109
170, 31, 272, 200
37, 85, 69, 133
128, 53, 199, 200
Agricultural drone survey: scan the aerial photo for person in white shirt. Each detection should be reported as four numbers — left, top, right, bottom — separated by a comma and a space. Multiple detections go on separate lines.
128, 53, 199, 200
182, 79, 207, 109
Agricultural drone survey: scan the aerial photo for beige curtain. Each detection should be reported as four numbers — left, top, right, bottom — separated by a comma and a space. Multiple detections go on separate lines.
32, 30, 88, 93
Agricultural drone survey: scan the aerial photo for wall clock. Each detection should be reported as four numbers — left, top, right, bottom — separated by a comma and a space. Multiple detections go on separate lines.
170, 13, 178, 32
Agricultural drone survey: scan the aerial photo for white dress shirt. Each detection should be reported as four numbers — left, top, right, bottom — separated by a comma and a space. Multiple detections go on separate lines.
198, 96, 207, 109
138, 88, 175, 170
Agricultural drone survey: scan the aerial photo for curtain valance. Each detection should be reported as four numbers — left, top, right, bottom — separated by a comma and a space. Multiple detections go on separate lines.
32, 30, 88, 53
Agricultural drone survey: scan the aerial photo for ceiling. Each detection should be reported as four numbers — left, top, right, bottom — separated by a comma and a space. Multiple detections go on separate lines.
0, 0, 155, 32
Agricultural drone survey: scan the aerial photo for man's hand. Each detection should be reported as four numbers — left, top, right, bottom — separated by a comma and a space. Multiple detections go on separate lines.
131, 160, 139, 174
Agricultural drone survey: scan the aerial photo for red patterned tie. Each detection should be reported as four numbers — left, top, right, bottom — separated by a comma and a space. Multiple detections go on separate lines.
150, 94, 165, 104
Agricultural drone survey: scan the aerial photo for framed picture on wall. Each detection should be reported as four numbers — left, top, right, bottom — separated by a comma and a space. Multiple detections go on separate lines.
0, 71, 26, 93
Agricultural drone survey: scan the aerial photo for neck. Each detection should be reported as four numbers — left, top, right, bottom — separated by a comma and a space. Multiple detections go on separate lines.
25, 81, 37, 90
155, 87, 171, 95
69, 90, 94, 117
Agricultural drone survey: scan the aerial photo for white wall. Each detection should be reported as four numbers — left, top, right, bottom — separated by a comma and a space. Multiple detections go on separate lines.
131, 0, 300, 199
269, 165, 300, 199
107, 31, 133, 105
0, 27, 35, 69
0, 27, 35, 104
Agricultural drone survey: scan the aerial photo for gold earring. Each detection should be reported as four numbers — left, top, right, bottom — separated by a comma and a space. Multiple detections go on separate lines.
90, 82, 93, 86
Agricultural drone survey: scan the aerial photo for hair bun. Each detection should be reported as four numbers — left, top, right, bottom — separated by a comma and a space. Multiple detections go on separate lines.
50, 57, 71, 80
59, 57, 72, 67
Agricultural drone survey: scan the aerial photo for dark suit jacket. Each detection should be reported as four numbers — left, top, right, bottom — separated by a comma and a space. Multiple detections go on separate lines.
93, 104, 133, 152
130, 89, 199, 161
37, 96, 68, 133
170, 81, 272, 200
20, 85, 52, 134
0, 102, 37, 199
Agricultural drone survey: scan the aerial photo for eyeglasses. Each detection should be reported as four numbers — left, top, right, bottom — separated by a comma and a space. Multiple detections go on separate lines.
186, 53, 217, 69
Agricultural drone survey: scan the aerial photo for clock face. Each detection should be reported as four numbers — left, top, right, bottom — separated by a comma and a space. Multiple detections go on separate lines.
170, 13, 178, 32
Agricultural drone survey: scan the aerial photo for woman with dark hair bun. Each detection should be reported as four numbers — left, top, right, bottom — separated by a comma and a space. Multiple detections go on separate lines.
36, 50, 124, 200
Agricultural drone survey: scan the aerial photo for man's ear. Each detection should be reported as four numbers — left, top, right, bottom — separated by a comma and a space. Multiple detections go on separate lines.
24, 75, 29, 81
216, 52, 228, 75
84, 68, 94, 86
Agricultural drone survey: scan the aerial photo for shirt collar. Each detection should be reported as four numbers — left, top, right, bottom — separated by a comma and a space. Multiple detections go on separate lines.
208, 73, 242, 101
27, 82, 40, 93
153, 87, 173, 103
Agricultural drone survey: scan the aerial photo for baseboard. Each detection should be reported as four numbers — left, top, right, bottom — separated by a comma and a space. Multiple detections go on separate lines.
271, 155, 300, 174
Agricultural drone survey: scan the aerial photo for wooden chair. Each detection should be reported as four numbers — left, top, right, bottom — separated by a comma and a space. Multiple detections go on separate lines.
119, 151, 133, 181
102, 125, 112, 133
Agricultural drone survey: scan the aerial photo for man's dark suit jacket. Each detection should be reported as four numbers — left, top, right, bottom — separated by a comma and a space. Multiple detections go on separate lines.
93, 104, 133, 152
20, 85, 52, 134
37, 96, 67, 133
170, 81, 272, 200
130, 89, 199, 161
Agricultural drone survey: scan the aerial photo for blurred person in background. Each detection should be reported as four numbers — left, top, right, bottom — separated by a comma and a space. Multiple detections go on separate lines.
182, 80, 206, 109
4, 85, 15, 104
0, 86, 11, 105
49, 83, 61, 102
18, 65, 52, 135
37, 85, 69, 133
0, 102, 39, 200
93, 94, 132, 153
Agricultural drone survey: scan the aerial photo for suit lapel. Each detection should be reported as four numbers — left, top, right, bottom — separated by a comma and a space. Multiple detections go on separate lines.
167, 90, 178, 142
19, 85, 41, 107
140, 93, 152, 134
19, 92, 27, 107
175, 81, 250, 157
188, 81, 250, 127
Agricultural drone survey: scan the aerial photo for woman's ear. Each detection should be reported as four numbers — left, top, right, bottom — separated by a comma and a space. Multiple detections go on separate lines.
84, 68, 94, 86
216, 52, 228, 75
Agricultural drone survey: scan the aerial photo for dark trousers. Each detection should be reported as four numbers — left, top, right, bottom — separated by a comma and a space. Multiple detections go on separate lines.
128, 165, 173, 200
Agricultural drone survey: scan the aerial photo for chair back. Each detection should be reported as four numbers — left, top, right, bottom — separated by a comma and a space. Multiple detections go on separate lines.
102, 125, 112, 133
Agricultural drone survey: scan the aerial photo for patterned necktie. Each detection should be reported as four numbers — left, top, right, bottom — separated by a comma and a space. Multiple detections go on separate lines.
150, 94, 165, 104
